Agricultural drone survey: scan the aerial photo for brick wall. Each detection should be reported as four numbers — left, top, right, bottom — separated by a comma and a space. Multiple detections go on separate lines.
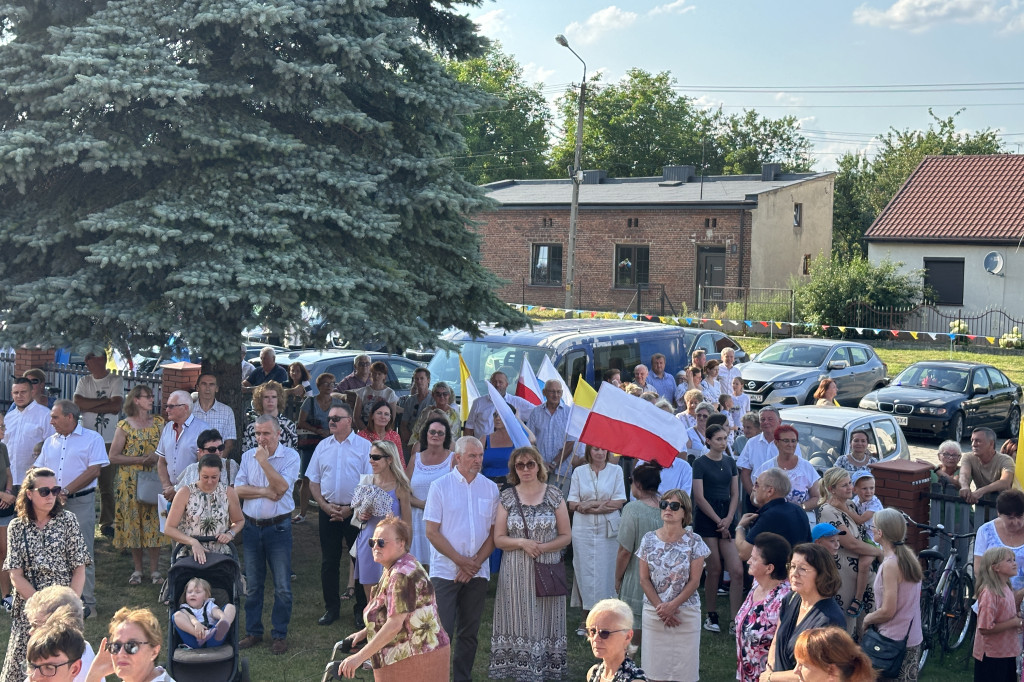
869, 459, 934, 551
14, 348, 56, 377
160, 362, 202, 412
473, 206, 752, 312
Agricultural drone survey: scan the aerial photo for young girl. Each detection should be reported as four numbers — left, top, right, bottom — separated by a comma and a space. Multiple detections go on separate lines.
973, 547, 1023, 681
173, 577, 236, 649
729, 377, 750, 429
701, 361, 722, 405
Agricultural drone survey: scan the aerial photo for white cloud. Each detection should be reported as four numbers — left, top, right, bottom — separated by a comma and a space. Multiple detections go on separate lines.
692, 94, 726, 110
774, 91, 805, 107
852, 0, 1023, 32
521, 62, 556, 87
649, 0, 697, 15
564, 6, 639, 45
473, 9, 508, 37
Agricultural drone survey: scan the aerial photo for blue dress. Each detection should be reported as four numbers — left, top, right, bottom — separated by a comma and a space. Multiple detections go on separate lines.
483, 435, 513, 480
356, 488, 400, 585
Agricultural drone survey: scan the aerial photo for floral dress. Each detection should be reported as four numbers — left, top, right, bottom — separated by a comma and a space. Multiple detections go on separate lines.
364, 552, 450, 668
587, 657, 647, 681
735, 580, 791, 682
1, 512, 91, 682
818, 502, 874, 634
833, 454, 878, 474
175, 482, 231, 555
113, 416, 165, 550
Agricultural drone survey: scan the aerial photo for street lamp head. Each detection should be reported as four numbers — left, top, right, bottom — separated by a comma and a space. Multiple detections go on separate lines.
555, 34, 569, 48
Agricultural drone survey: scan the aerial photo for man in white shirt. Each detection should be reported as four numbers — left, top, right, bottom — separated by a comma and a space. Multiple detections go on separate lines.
463, 372, 533, 438
4, 377, 54, 489
156, 391, 209, 529
737, 406, 802, 512
34, 400, 108, 617
525, 380, 573, 488
235, 416, 300, 655
424, 436, 498, 682
191, 373, 238, 459
73, 352, 124, 538
718, 347, 743, 394
307, 403, 372, 627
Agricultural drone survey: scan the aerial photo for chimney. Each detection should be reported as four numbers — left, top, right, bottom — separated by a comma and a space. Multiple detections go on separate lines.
662, 165, 695, 182
761, 163, 782, 181
581, 170, 607, 185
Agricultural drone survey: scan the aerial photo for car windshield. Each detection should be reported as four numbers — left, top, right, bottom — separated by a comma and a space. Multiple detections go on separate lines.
754, 343, 829, 368
780, 421, 847, 461
892, 365, 969, 392
426, 342, 552, 399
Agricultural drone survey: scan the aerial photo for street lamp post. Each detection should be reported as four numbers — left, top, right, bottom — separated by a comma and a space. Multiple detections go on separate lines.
555, 34, 586, 311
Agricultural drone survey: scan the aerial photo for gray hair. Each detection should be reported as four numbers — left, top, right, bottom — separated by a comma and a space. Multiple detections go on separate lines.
454, 435, 483, 455
52, 399, 80, 422
25, 586, 84, 630
741, 411, 761, 427
972, 427, 997, 446
254, 414, 281, 432
655, 399, 675, 414
259, 346, 275, 359
634, 364, 649, 373
758, 405, 781, 422
588, 598, 633, 630
695, 401, 717, 415
169, 390, 193, 411
758, 467, 792, 497
937, 440, 962, 457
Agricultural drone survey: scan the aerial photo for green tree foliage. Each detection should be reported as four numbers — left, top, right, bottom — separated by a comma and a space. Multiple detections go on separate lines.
794, 254, 924, 328
446, 43, 551, 184
719, 109, 813, 175
831, 152, 875, 260
0, 0, 526, 365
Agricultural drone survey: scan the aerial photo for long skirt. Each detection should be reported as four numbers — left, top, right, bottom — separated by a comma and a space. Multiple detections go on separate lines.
641, 602, 701, 682
373, 645, 450, 681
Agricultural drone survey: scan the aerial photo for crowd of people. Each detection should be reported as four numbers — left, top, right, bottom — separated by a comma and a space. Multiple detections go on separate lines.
1, 345, 1020, 681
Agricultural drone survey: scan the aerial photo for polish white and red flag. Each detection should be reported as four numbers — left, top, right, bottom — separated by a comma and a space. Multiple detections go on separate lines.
515, 357, 543, 406
579, 383, 687, 468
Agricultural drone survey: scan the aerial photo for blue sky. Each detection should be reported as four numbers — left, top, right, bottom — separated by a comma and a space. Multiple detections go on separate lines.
465, 0, 1024, 170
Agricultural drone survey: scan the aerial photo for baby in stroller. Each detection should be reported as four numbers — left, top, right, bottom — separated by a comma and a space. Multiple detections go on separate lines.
173, 577, 237, 649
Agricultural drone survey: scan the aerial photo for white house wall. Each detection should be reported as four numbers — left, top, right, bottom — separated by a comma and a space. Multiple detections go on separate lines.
749, 176, 834, 289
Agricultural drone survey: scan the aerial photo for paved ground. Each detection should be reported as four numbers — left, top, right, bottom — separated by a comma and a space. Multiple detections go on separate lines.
905, 434, 1012, 469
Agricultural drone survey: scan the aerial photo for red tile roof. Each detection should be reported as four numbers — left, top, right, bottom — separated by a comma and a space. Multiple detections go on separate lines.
864, 154, 1024, 242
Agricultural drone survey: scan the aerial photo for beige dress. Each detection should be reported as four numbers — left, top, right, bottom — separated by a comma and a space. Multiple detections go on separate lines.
176, 482, 231, 555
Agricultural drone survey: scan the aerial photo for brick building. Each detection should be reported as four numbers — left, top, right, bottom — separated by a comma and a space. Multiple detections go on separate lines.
473, 164, 834, 313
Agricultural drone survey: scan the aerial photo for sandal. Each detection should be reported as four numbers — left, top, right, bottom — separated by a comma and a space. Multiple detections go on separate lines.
128, 571, 143, 586
151, 571, 163, 585
291, 514, 305, 525
846, 598, 863, 617
340, 587, 356, 602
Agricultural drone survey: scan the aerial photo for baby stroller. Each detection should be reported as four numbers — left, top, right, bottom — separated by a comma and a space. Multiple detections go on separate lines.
161, 536, 249, 682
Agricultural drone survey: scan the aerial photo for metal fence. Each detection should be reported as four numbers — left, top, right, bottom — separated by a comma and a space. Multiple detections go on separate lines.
1, 353, 162, 411
844, 302, 1024, 340
696, 286, 795, 321
927, 481, 995, 558
0, 353, 13, 411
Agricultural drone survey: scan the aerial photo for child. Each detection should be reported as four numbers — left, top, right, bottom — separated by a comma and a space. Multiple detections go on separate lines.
729, 377, 750, 428
173, 577, 236, 649
973, 547, 1022, 681
844, 471, 883, 617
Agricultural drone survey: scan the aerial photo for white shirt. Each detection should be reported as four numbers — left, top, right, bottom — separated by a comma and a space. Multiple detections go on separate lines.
464, 393, 535, 436
156, 415, 210, 483
658, 456, 693, 496
34, 424, 109, 489
423, 468, 498, 581
3, 401, 54, 484
737, 434, 804, 473
306, 430, 372, 505
191, 400, 237, 441
74, 373, 124, 443
235, 445, 301, 519
718, 364, 743, 395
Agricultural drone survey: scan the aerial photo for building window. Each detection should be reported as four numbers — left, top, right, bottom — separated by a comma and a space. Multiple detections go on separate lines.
627, 218, 640, 228
793, 203, 803, 227
615, 245, 650, 288
531, 244, 562, 286
802, 254, 811, 275
704, 218, 717, 228
923, 258, 965, 305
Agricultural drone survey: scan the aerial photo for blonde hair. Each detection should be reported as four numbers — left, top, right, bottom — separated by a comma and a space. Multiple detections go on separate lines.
660, 489, 693, 528
820, 467, 851, 506
873, 509, 923, 584
371, 441, 412, 497
183, 577, 213, 602
109, 607, 162, 653
976, 546, 1014, 600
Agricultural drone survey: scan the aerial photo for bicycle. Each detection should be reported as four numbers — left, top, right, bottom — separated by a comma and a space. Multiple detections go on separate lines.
905, 515, 975, 671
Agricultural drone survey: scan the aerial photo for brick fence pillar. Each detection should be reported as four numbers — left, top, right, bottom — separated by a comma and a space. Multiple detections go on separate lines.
869, 459, 933, 552
160, 362, 202, 413
14, 347, 56, 376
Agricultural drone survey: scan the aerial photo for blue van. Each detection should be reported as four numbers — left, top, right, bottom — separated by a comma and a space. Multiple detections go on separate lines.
426, 319, 748, 398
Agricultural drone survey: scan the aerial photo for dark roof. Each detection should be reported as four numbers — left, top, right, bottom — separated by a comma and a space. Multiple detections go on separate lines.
865, 154, 1024, 243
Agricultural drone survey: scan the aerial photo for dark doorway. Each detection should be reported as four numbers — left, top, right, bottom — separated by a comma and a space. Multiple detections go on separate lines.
697, 246, 726, 309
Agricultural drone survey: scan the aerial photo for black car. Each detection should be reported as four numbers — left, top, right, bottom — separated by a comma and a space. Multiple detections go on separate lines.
858, 361, 1022, 442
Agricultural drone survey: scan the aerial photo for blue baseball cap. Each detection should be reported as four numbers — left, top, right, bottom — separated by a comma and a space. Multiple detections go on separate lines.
812, 523, 847, 542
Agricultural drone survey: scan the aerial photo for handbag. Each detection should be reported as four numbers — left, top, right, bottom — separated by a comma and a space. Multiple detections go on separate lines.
860, 623, 911, 678
511, 487, 568, 598
136, 469, 162, 506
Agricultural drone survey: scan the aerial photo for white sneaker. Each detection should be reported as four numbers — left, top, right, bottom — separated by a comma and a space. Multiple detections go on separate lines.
703, 613, 721, 633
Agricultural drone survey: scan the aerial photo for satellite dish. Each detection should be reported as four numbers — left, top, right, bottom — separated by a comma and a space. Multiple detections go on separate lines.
984, 251, 1005, 276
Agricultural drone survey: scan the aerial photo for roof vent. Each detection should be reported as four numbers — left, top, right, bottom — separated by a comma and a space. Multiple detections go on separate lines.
581, 170, 607, 185
761, 163, 782, 181
662, 165, 694, 182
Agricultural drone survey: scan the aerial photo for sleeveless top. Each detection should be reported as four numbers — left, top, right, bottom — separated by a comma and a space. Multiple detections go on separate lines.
410, 451, 453, 500
872, 555, 923, 646
178, 482, 232, 554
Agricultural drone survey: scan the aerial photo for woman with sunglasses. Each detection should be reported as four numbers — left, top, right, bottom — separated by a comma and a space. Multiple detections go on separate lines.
405, 417, 454, 569
410, 383, 462, 448
355, 442, 412, 602
584, 598, 647, 682
490, 446, 572, 681
637, 489, 709, 682
106, 386, 165, 586
1, 467, 90, 682
358, 401, 405, 466
336, 516, 449, 680
164, 454, 244, 565
86, 607, 173, 682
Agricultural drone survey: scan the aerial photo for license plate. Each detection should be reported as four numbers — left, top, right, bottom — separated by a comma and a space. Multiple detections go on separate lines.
895, 416, 908, 425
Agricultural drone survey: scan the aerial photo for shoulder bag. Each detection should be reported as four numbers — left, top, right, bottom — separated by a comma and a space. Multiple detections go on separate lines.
860, 622, 912, 679
512, 487, 568, 598
136, 469, 162, 506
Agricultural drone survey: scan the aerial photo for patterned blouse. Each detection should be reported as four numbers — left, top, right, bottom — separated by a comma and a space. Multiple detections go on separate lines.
241, 415, 298, 452
833, 453, 878, 474
365, 552, 450, 668
587, 656, 647, 681
636, 529, 710, 610
735, 579, 791, 682
176, 482, 232, 555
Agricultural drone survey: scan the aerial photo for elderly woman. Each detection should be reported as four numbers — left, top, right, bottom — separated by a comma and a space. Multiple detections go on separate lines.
410, 383, 462, 449
1, 468, 90, 682
760, 544, 845, 682
973, 489, 1024, 592
862, 509, 924, 681
569, 445, 626, 635
241, 380, 298, 451
685, 401, 717, 460
753, 424, 821, 524
916, 439, 962, 488
25, 585, 95, 680
352, 362, 399, 431
615, 464, 663, 646
817, 467, 882, 632
337, 516, 449, 680
793, 627, 876, 682
490, 446, 572, 681
85, 607, 173, 682
675, 389, 704, 430
834, 430, 877, 474
813, 379, 839, 406
736, 532, 792, 682
164, 454, 245, 565
358, 401, 405, 466
107, 385, 165, 585
637, 489, 710, 682
405, 416, 454, 568
585, 598, 647, 682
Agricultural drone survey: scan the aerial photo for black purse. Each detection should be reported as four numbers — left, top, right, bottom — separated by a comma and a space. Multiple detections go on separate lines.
511, 487, 568, 598
860, 623, 911, 678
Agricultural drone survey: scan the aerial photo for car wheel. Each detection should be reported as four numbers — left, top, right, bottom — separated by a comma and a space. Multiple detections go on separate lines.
1003, 406, 1021, 438
946, 412, 964, 443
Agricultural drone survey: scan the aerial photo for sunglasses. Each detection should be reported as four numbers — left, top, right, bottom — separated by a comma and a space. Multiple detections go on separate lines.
659, 500, 682, 511
26, 378, 41, 385
328, 416, 350, 423
369, 454, 391, 461
427, 429, 446, 437
515, 460, 537, 471
585, 628, 629, 640
32, 486, 62, 498
202, 445, 225, 454
367, 538, 389, 548
106, 640, 147, 655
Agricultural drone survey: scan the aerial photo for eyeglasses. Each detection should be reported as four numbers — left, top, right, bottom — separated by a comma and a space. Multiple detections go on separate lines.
585, 628, 629, 640
106, 640, 147, 655
201, 445, 225, 454
24, 659, 77, 677
369, 454, 391, 461
940, 451, 961, 458
659, 500, 682, 511
328, 416, 350, 423
786, 563, 813, 576
166, 403, 187, 410
31, 486, 62, 498
367, 538, 389, 548
777, 438, 798, 444
356, 361, 371, 367
427, 429, 446, 437
515, 460, 537, 471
